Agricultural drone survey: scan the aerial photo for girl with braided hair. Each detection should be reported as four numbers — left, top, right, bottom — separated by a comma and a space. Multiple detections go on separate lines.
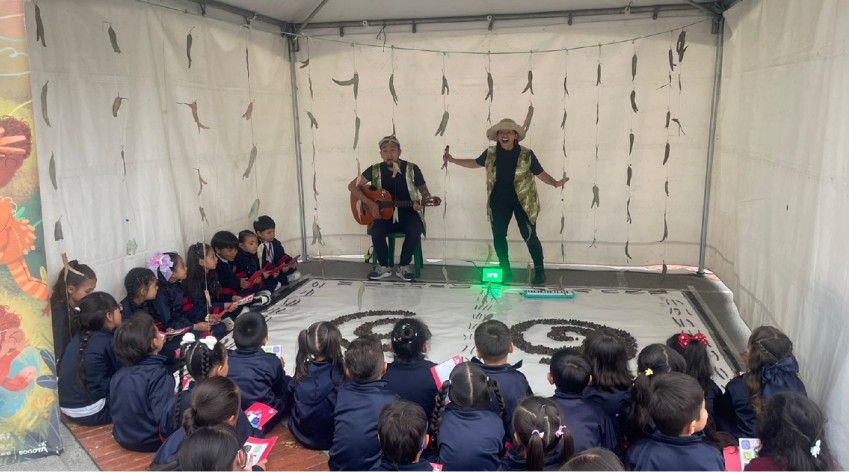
49, 259, 96, 364
287, 321, 345, 450
162, 332, 259, 441
745, 391, 836, 471
716, 326, 807, 438
384, 319, 439, 421
502, 396, 574, 471
57, 292, 122, 426
151, 377, 262, 469
430, 361, 507, 470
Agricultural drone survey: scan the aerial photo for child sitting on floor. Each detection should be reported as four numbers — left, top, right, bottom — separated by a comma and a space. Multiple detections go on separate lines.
58, 292, 122, 426
329, 336, 398, 470
502, 396, 574, 471
176, 424, 266, 471
374, 400, 441, 471
581, 328, 633, 434
109, 313, 175, 452
254, 215, 300, 289
383, 319, 438, 422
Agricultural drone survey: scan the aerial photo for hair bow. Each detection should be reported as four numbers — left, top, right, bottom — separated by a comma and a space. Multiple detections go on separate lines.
644, 368, 654, 376
200, 336, 218, 350
554, 425, 568, 438
148, 252, 174, 281
678, 332, 708, 350
810, 439, 821, 458
531, 429, 544, 439
181, 332, 196, 345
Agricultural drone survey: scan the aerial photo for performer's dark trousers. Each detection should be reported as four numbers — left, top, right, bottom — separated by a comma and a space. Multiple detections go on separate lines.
490, 199, 544, 270
371, 212, 423, 267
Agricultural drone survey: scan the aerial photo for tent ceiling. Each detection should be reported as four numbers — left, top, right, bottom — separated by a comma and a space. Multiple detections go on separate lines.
206, 0, 719, 26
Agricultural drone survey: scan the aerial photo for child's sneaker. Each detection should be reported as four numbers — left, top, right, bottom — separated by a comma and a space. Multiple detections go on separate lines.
398, 265, 416, 282
256, 290, 272, 299
272, 281, 285, 293
368, 266, 392, 280
287, 271, 302, 283
251, 294, 271, 307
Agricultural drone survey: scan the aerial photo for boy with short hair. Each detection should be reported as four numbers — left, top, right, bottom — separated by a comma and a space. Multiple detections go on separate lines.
212, 230, 270, 304
374, 400, 439, 471
548, 348, 619, 454
253, 215, 301, 290
227, 312, 290, 433
472, 320, 533, 439
329, 336, 398, 470
626, 372, 724, 471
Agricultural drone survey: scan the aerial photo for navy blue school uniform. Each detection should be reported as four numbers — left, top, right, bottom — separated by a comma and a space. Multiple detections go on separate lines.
550, 389, 619, 453
328, 379, 398, 471
499, 443, 566, 471
257, 238, 295, 287
234, 248, 267, 292
51, 302, 72, 364
153, 280, 195, 332
625, 426, 724, 471
151, 427, 186, 467
288, 361, 345, 450
58, 329, 122, 426
181, 277, 231, 339
435, 404, 505, 471
160, 380, 261, 439
228, 348, 291, 432
374, 459, 441, 471
705, 379, 722, 426
583, 385, 631, 433
384, 358, 438, 421
471, 357, 532, 438
214, 256, 242, 299
120, 297, 182, 367
109, 354, 175, 452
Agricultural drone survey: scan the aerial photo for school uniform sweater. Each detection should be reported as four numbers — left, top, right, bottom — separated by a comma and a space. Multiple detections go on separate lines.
109, 355, 175, 452
716, 370, 807, 439
234, 248, 267, 291
328, 379, 398, 471
51, 302, 73, 364
499, 443, 566, 471
153, 280, 195, 331
626, 427, 725, 471
58, 329, 121, 411
471, 357, 533, 438
384, 358, 439, 421
228, 348, 291, 413
583, 385, 631, 433
550, 390, 619, 453
436, 404, 505, 471
288, 361, 345, 450
373, 459, 441, 471
257, 238, 294, 286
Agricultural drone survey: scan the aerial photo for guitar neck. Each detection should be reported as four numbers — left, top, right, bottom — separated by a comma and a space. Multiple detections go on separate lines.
378, 200, 418, 209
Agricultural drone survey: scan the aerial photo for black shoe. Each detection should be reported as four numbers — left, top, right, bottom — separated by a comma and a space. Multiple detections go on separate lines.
532, 270, 546, 286
500, 267, 513, 283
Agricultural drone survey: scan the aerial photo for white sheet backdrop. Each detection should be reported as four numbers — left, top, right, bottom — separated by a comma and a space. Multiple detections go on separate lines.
297, 17, 717, 268
27, 0, 298, 297
709, 0, 849, 464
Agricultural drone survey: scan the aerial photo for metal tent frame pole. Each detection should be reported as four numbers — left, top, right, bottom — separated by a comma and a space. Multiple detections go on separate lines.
287, 36, 309, 261
697, 16, 725, 276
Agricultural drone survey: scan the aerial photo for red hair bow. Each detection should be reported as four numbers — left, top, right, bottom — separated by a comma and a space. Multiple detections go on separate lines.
678, 332, 708, 349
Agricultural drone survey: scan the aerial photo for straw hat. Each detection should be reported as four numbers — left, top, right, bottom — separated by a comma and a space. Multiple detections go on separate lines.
486, 118, 526, 142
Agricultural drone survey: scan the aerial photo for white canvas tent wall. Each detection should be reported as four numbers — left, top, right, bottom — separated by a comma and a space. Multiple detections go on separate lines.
25, 0, 849, 466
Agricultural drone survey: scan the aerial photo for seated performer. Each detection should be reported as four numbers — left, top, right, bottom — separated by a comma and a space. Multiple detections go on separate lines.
348, 135, 431, 281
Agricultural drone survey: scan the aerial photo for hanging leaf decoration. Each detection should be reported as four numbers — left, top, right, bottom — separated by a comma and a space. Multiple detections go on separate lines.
661, 212, 668, 242
48, 153, 57, 190
559, 215, 565, 235
35, 3, 46, 47
441, 75, 449, 95
41, 81, 51, 127
591, 184, 600, 208
120, 146, 126, 177
625, 240, 632, 260
434, 111, 449, 137
676, 30, 688, 62
107, 24, 121, 53
242, 100, 254, 120
186, 27, 194, 68
199, 206, 208, 224
299, 58, 309, 69
389, 73, 398, 104
672, 118, 686, 136
629, 132, 635, 155
112, 95, 127, 118
522, 105, 534, 133
563, 73, 569, 96
665, 110, 671, 128
560, 110, 567, 130
306, 111, 318, 129
626, 197, 632, 224
630, 90, 638, 113
522, 70, 533, 94
54, 217, 63, 241
245, 47, 250, 79
665, 178, 669, 197
663, 142, 670, 165
311, 218, 325, 246
195, 169, 207, 196
627, 165, 632, 186
126, 238, 138, 256
178, 100, 210, 132
242, 145, 257, 179
485, 72, 493, 101
596, 63, 602, 86
332, 73, 359, 100
248, 199, 260, 221
631, 53, 637, 80
308, 77, 313, 99
661, 261, 668, 280
353, 115, 361, 149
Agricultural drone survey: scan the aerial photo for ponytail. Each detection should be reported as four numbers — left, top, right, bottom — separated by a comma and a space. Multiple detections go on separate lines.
429, 381, 451, 444
182, 377, 241, 437
513, 397, 574, 471
72, 292, 117, 398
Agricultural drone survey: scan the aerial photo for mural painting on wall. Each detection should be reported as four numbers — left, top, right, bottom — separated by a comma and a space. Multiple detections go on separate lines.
0, 0, 61, 464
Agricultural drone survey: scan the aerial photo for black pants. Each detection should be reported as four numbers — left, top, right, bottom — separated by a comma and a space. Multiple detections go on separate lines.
490, 198, 544, 269
371, 212, 423, 267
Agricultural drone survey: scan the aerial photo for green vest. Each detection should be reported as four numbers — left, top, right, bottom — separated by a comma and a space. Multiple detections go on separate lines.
369, 160, 426, 235
485, 145, 540, 224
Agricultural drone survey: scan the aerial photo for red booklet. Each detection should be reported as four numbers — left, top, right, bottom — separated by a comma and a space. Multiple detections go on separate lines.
158, 326, 191, 339
430, 355, 463, 388
244, 436, 277, 467
245, 402, 278, 430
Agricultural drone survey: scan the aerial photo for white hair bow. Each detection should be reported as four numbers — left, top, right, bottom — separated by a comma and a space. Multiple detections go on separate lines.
181, 332, 196, 345
200, 336, 218, 350
810, 439, 821, 458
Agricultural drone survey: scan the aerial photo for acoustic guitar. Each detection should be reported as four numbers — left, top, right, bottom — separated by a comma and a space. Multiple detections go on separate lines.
350, 188, 442, 225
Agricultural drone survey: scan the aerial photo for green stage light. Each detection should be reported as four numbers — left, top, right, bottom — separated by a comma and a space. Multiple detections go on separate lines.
482, 267, 503, 283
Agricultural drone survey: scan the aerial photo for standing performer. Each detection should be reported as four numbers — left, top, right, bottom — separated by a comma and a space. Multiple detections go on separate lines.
349, 135, 431, 281
443, 118, 569, 285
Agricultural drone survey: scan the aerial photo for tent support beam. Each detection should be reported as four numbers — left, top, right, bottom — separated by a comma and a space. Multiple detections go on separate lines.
287, 36, 310, 262
697, 16, 724, 276
296, 0, 330, 36
187, 0, 290, 29
295, 3, 716, 32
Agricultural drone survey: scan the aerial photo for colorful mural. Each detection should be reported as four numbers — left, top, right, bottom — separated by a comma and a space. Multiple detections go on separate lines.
0, 0, 61, 464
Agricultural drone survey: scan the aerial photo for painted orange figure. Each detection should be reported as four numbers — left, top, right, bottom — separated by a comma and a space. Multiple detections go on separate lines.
0, 306, 35, 392
0, 197, 47, 301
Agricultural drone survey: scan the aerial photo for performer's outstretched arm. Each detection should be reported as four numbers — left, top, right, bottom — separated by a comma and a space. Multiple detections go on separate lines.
443, 151, 482, 169
536, 171, 570, 188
